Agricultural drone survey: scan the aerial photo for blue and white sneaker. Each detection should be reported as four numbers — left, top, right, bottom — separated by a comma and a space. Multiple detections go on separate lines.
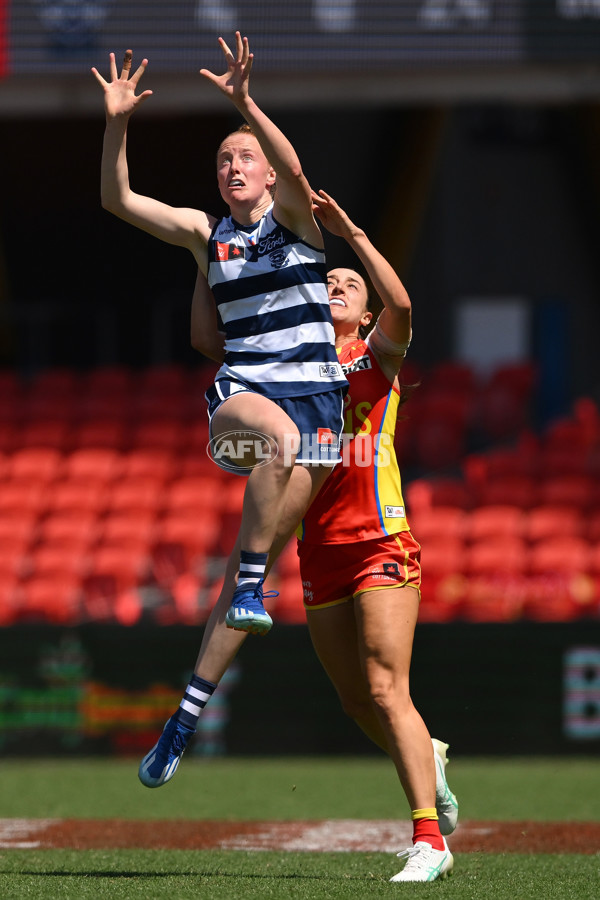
225, 580, 276, 635
432, 738, 459, 835
138, 715, 195, 788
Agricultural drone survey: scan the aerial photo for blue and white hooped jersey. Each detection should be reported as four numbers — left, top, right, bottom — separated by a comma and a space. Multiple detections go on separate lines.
207, 205, 346, 399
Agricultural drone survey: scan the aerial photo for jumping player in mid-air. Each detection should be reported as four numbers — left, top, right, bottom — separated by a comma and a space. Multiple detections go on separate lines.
92, 33, 347, 745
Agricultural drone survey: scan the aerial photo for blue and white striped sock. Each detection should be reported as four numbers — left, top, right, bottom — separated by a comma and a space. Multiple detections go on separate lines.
237, 550, 268, 591
175, 674, 217, 732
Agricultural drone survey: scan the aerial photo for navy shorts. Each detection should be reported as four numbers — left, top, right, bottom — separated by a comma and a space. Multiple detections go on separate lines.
205, 379, 345, 474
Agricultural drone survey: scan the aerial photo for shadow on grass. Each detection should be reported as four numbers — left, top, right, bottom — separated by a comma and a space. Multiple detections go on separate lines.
2, 869, 354, 881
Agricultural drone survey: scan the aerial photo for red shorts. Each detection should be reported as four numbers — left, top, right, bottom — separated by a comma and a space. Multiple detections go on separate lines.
298, 531, 422, 610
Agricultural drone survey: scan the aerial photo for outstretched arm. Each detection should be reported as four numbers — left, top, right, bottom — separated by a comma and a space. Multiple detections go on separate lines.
200, 33, 320, 243
312, 189, 411, 350
190, 269, 226, 363
92, 51, 213, 270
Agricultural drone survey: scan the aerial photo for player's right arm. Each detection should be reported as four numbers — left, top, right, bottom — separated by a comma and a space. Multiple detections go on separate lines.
190, 268, 226, 363
92, 51, 214, 268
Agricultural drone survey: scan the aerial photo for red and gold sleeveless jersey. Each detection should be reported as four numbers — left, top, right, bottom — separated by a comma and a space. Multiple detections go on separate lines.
298, 337, 409, 545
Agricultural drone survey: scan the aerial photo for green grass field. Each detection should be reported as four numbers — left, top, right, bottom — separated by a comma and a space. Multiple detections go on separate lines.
0, 756, 598, 899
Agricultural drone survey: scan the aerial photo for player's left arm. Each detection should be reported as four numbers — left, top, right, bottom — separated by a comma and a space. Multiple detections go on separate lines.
190, 268, 226, 363
200, 32, 321, 245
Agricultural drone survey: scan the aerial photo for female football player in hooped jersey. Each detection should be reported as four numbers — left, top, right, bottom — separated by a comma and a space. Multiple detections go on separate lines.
92, 32, 346, 642
138, 191, 458, 883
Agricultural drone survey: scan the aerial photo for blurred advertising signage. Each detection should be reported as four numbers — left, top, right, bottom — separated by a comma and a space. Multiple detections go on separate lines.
4, 1, 600, 76
563, 646, 600, 740
525, 0, 600, 59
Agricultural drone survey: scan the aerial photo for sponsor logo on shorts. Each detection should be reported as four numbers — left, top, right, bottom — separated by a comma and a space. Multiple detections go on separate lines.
367, 563, 401, 581
385, 505, 405, 518
302, 580, 314, 603
317, 428, 335, 445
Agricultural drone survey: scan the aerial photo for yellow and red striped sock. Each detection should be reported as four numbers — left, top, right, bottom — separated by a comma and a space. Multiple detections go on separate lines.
411, 807, 444, 851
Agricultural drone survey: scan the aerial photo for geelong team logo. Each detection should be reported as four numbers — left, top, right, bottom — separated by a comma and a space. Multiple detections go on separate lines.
268, 248, 288, 268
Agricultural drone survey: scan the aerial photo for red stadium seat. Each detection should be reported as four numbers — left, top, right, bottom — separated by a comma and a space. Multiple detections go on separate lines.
464, 537, 528, 575
155, 512, 217, 553
23, 394, 76, 422
84, 366, 136, 396
427, 360, 477, 394
0, 543, 29, 579
457, 575, 525, 623
529, 536, 591, 575
588, 512, 600, 543
186, 419, 211, 450
100, 512, 157, 549
48, 479, 108, 516
7, 447, 64, 482
272, 575, 305, 624
178, 450, 221, 479
404, 478, 472, 514
106, 477, 166, 516
521, 560, 595, 621
0, 479, 49, 516
166, 572, 208, 625
525, 505, 583, 543
543, 417, 592, 452
38, 512, 99, 549
213, 478, 248, 555
0, 370, 23, 398
475, 475, 538, 509
19, 574, 82, 625
409, 506, 467, 544
540, 444, 590, 478
121, 448, 178, 481
138, 364, 190, 395
76, 392, 133, 420
0, 422, 20, 453
87, 545, 150, 591
152, 512, 217, 591
28, 544, 89, 579
466, 505, 525, 542
413, 414, 467, 470
0, 514, 38, 547
274, 539, 301, 579
0, 575, 21, 626
481, 448, 537, 479
418, 537, 466, 622
132, 394, 191, 420
19, 419, 71, 451
129, 418, 188, 451
164, 476, 220, 516
30, 368, 80, 397
538, 474, 595, 510
477, 362, 536, 441
71, 419, 129, 451
64, 447, 123, 482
